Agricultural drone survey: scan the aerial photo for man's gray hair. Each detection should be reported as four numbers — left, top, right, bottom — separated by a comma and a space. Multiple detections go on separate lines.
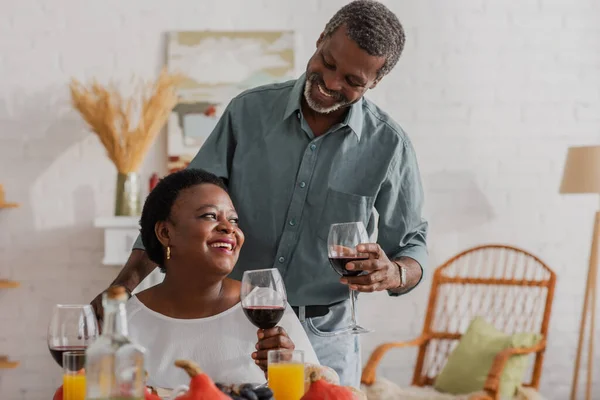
322, 0, 405, 80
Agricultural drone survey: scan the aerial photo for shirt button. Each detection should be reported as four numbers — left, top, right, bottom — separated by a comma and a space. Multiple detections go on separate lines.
310, 144, 317, 151
278, 256, 285, 263
289, 219, 296, 226
299, 181, 306, 188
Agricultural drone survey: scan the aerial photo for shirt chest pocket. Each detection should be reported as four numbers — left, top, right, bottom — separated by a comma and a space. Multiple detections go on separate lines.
316, 188, 375, 241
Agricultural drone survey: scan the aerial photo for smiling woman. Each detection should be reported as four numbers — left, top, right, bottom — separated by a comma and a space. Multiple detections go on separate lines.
126, 168, 319, 389
140, 168, 234, 274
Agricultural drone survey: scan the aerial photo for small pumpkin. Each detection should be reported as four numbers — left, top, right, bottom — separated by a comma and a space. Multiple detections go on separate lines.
172, 359, 230, 399
52, 385, 63, 400
301, 370, 357, 400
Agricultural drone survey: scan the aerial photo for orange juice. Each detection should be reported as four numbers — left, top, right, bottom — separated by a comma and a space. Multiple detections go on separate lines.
268, 362, 305, 400
63, 374, 86, 400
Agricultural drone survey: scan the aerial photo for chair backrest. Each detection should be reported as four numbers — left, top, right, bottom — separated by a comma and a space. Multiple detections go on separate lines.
412, 244, 556, 388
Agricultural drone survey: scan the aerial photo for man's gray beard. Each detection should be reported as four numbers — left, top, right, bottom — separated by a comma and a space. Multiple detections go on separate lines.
303, 79, 348, 114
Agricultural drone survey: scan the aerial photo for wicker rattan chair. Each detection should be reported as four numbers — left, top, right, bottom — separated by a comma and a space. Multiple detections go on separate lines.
361, 244, 556, 400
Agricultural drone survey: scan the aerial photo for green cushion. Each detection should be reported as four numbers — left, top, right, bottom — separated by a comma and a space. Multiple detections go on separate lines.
433, 317, 542, 398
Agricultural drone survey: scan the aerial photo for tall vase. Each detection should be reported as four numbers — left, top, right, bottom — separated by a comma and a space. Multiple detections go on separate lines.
115, 172, 141, 216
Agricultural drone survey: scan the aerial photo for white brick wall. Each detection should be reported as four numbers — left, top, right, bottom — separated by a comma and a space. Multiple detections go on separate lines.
1, 0, 599, 398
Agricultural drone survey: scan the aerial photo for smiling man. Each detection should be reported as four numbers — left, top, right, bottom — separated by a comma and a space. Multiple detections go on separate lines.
91, 0, 428, 388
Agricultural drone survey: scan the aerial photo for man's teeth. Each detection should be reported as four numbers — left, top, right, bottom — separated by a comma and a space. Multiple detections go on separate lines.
318, 84, 333, 97
210, 242, 233, 250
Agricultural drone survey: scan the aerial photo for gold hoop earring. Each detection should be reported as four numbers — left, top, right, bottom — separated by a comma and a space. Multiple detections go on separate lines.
166, 246, 171, 260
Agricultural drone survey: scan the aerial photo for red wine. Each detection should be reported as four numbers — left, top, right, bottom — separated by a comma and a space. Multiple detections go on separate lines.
329, 256, 369, 277
243, 306, 285, 329
49, 346, 86, 368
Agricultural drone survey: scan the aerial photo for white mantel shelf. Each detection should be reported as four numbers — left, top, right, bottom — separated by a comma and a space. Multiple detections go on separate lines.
94, 216, 140, 266
94, 216, 164, 293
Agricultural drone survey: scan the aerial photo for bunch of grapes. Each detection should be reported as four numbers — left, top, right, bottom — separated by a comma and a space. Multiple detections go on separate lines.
215, 383, 275, 400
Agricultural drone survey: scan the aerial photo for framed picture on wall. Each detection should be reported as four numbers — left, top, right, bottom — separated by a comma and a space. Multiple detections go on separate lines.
166, 30, 296, 173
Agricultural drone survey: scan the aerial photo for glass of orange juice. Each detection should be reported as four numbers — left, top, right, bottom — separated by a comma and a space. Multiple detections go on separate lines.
267, 349, 305, 400
63, 351, 86, 400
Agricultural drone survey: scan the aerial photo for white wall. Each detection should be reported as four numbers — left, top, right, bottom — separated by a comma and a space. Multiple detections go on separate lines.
1, 0, 599, 398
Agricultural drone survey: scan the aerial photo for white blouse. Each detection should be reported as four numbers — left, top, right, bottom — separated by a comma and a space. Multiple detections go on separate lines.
126, 296, 319, 389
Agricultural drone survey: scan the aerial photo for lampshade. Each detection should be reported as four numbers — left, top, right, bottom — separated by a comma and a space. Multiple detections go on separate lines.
560, 145, 600, 194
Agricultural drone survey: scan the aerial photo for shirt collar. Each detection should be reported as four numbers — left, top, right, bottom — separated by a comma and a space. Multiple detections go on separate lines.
283, 73, 364, 140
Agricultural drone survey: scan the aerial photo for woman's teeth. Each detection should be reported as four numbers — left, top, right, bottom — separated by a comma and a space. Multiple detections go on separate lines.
210, 242, 233, 251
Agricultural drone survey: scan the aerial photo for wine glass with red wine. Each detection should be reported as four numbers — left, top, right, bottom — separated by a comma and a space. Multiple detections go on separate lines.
328, 221, 372, 334
47, 304, 99, 368
241, 268, 287, 330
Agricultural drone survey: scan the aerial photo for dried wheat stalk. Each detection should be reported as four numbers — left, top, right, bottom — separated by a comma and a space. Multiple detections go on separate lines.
70, 68, 182, 173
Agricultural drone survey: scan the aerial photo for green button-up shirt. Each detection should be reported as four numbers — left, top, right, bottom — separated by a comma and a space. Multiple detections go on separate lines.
133, 73, 428, 306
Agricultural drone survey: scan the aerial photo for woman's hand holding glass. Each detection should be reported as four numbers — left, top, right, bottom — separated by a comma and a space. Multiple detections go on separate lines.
252, 326, 295, 373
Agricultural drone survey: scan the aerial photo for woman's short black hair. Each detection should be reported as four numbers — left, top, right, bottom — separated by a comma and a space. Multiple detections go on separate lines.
139, 168, 228, 272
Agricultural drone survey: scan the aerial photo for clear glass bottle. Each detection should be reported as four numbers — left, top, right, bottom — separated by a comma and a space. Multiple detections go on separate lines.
85, 286, 146, 400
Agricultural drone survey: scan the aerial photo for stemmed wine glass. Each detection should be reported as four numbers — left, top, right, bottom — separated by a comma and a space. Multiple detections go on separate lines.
47, 304, 99, 369
328, 221, 373, 334
241, 268, 287, 330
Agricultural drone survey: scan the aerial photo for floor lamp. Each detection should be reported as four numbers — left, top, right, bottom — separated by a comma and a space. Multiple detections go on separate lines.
560, 145, 600, 400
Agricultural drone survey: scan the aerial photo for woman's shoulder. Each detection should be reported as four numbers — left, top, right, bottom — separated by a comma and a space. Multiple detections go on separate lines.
126, 286, 162, 319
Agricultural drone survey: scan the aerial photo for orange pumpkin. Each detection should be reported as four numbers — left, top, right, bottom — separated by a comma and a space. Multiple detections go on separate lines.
301, 370, 357, 400
52, 385, 63, 400
172, 359, 230, 400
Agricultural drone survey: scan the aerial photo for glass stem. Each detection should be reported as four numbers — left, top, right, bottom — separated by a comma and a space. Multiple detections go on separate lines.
349, 287, 358, 327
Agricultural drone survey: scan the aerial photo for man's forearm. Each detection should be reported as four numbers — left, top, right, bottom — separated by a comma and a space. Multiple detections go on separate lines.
110, 249, 157, 292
